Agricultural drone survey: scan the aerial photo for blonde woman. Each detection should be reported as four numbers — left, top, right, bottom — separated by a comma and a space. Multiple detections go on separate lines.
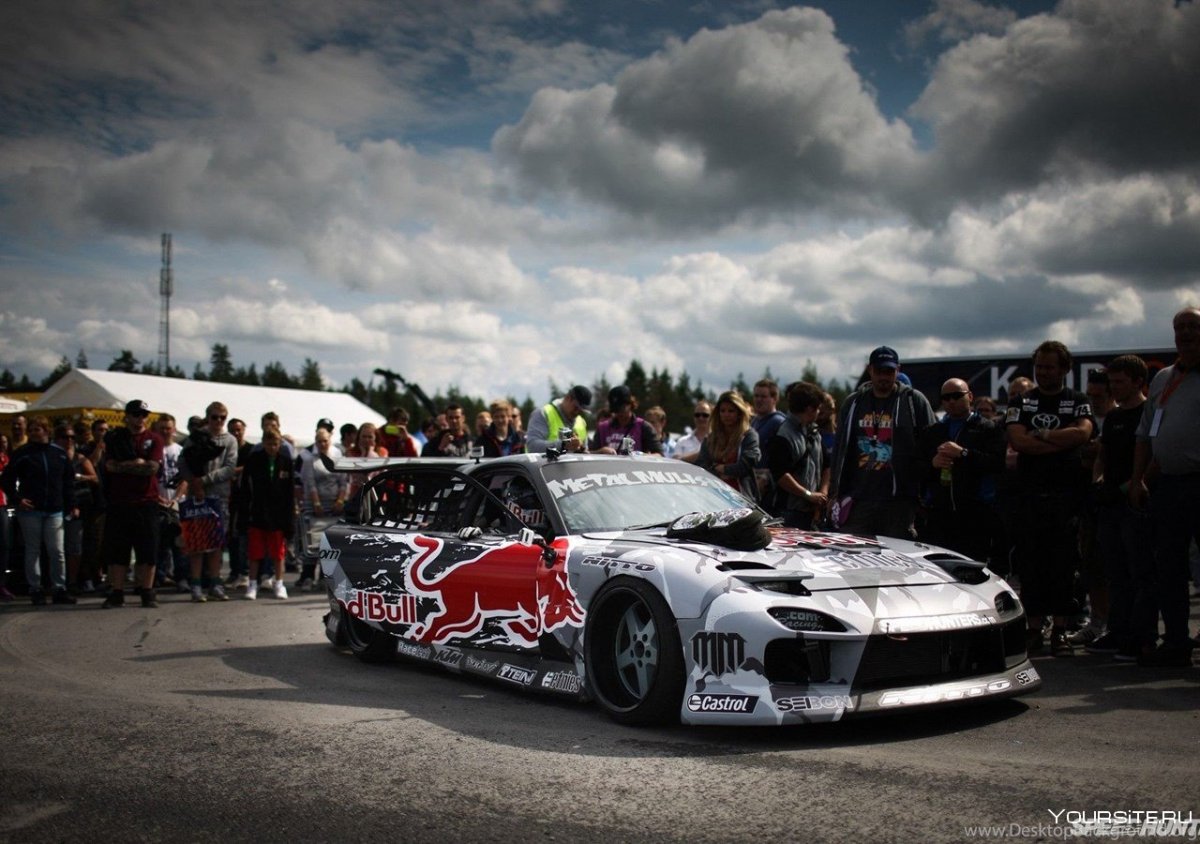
696, 391, 761, 501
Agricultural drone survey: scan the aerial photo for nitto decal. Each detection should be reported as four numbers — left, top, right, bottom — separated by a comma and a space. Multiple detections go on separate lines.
777, 695, 855, 712
497, 664, 536, 686
686, 694, 759, 713
434, 648, 463, 667
319, 547, 340, 560
691, 631, 746, 677
464, 655, 500, 673
397, 640, 432, 660
878, 679, 1012, 707
540, 671, 583, 694
580, 555, 655, 573
340, 590, 418, 625
406, 536, 585, 646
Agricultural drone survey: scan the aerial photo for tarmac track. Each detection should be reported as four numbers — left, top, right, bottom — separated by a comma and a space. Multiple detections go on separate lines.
0, 591, 1196, 843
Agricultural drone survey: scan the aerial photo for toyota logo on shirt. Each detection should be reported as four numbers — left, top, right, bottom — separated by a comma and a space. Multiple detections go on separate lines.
1031, 413, 1061, 430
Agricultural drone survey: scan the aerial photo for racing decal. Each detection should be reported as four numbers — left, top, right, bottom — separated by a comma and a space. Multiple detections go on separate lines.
545, 470, 719, 499
691, 632, 746, 677
1015, 667, 1040, 686
540, 671, 583, 694
406, 535, 585, 646
434, 648, 463, 667
776, 695, 855, 713
497, 664, 537, 686
686, 693, 759, 713
580, 554, 655, 573
880, 612, 999, 634
464, 655, 501, 674
770, 530, 880, 549
340, 589, 419, 625
397, 640, 432, 660
877, 679, 1012, 707
801, 551, 935, 575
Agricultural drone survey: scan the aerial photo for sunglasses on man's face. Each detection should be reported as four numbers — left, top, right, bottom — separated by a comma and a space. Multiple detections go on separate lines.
694, 412, 710, 419
940, 391, 968, 402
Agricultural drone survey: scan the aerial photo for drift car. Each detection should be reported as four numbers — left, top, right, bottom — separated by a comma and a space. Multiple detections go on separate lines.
320, 453, 1039, 726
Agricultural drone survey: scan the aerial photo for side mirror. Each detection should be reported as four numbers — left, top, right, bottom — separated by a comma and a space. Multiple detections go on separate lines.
518, 527, 559, 567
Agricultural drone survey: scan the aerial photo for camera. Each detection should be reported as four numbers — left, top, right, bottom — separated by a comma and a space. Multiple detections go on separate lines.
559, 428, 574, 442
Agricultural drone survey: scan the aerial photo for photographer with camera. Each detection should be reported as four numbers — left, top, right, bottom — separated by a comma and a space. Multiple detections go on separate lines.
420, 404, 473, 457
526, 385, 591, 454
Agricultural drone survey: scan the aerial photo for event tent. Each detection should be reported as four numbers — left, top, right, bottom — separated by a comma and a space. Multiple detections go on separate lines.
29, 369, 384, 445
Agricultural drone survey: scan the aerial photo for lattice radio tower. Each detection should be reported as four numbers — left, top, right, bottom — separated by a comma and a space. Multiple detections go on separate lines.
158, 233, 173, 372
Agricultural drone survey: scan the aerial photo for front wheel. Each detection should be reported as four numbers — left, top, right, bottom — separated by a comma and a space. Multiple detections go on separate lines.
585, 578, 684, 725
341, 604, 395, 664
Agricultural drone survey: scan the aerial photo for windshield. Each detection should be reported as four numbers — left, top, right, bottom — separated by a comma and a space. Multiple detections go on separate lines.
538, 461, 756, 533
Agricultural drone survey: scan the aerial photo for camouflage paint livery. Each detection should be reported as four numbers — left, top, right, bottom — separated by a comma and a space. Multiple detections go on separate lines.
321, 454, 1039, 726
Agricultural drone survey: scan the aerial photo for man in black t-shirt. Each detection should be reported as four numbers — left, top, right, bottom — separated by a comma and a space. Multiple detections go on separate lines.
1090, 355, 1155, 659
1006, 341, 1094, 657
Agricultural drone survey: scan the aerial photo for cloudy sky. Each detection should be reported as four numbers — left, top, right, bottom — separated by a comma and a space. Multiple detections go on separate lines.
1, 0, 1197, 404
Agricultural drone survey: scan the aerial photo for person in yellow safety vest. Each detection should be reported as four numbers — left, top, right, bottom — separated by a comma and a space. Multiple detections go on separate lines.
525, 385, 592, 453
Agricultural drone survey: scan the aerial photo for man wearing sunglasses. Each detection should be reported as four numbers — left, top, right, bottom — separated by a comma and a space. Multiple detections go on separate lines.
919, 378, 1005, 566
674, 401, 712, 462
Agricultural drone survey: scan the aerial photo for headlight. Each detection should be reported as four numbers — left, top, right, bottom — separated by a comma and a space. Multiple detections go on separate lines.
768, 607, 846, 632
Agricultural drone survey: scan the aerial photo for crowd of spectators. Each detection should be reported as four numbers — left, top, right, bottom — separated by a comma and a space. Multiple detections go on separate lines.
1, 309, 1197, 669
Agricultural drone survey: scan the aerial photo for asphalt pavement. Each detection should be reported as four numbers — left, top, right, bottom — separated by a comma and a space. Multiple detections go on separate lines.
1, 587, 1197, 843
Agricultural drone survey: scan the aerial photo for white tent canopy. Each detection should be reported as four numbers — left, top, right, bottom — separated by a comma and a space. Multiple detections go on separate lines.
31, 369, 384, 446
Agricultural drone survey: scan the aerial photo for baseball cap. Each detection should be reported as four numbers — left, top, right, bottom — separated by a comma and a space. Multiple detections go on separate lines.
316, 418, 334, 432
608, 385, 632, 411
869, 346, 900, 370
568, 384, 593, 408
124, 399, 151, 416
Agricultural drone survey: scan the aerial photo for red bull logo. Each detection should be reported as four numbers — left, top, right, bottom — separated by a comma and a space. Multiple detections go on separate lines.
340, 589, 418, 624
406, 535, 585, 646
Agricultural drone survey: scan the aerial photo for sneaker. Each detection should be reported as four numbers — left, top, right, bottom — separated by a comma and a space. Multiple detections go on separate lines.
1084, 633, 1121, 654
102, 590, 125, 609
209, 584, 230, 602
30, 590, 46, 606
233, 575, 249, 590
261, 576, 275, 591
294, 577, 313, 592
245, 581, 258, 601
51, 589, 77, 605
273, 581, 288, 600
158, 575, 175, 589
141, 589, 158, 609
1067, 622, 1104, 646
224, 573, 239, 586
176, 578, 192, 594
80, 580, 96, 594
1137, 645, 1195, 668
191, 585, 207, 603
1050, 629, 1074, 658
1025, 629, 1045, 655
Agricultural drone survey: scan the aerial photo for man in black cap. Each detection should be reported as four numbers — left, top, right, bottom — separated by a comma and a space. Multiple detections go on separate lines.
591, 385, 663, 455
526, 385, 592, 453
101, 399, 166, 608
829, 346, 935, 539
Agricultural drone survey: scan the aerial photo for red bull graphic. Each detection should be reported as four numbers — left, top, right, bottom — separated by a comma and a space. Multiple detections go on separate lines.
340, 590, 418, 625
406, 535, 585, 647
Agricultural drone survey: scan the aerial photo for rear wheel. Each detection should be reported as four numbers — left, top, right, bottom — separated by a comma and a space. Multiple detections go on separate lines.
585, 578, 684, 725
341, 604, 395, 664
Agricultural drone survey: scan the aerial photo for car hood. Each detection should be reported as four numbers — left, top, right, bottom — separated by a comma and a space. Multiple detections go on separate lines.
584, 526, 977, 592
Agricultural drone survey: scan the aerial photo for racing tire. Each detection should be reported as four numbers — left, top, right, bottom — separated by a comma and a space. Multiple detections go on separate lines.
585, 577, 685, 726
341, 604, 395, 664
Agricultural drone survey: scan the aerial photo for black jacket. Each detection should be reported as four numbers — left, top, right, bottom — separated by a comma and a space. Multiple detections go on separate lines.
239, 449, 295, 536
1, 442, 76, 513
918, 413, 1005, 510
